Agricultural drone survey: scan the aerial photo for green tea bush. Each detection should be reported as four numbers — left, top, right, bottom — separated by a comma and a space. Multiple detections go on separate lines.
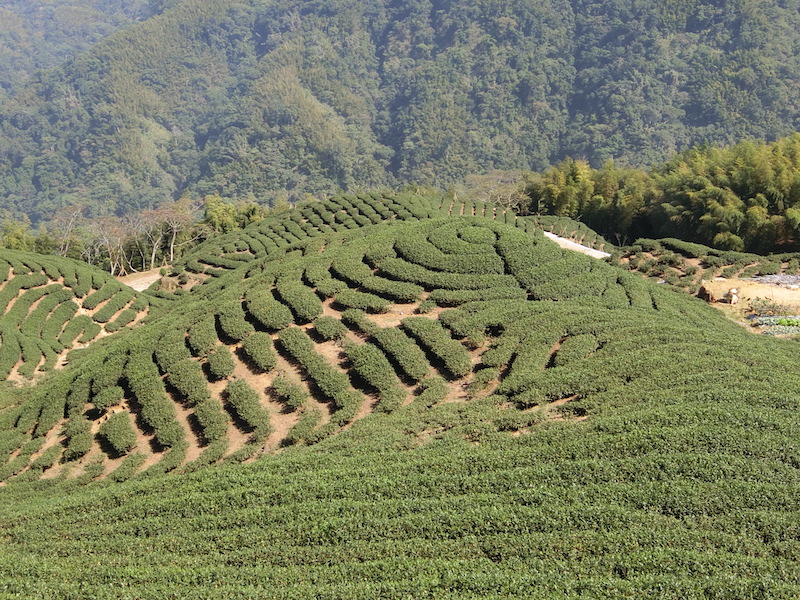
166, 358, 211, 406
241, 332, 277, 372
187, 314, 218, 357
377, 257, 516, 290
334, 289, 390, 312
105, 308, 137, 333
553, 334, 600, 367
154, 329, 192, 373
126, 353, 183, 448
225, 380, 271, 442
271, 375, 308, 410
429, 287, 527, 306
28, 445, 62, 473
331, 255, 373, 285
360, 276, 423, 302
275, 275, 323, 323
245, 290, 294, 330
481, 335, 520, 367
395, 234, 505, 274
62, 417, 93, 461
82, 283, 121, 311
278, 327, 360, 417
416, 376, 449, 406
108, 453, 147, 482
93, 385, 124, 412
401, 317, 472, 378
217, 300, 255, 341
206, 347, 235, 380
17, 336, 44, 379
193, 398, 228, 442
0, 273, 48, 310
98, 412, 137, 456
92, 290, 134, 323
77, 320, 101, 344
0, 330, 21, 379
313, 316, 349, 341
344, 342, 405, 413
20, 287, 73, 338
370, 326, 430, 381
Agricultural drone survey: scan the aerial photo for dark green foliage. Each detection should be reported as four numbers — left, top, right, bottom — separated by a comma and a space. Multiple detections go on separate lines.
224, 380, 271, 443
416, 376, 449, 406
187, 315, 218, 357
360, 276, 423, 302
244, 290, 294, 330
0, 329, 21, 379
82, 284, 121, 311
93, 386, 124, 412
240, 333, 277, 373
104, 308, 137, 333
278, 327, 361, 420
275, 276, 323, 323
216, 300, 254, 342
92, 290, 134, 323
206, 347, 235, 380
429, 287, 527, 306
271, 375, 308, 411
98, 412, 137, 456
333, 289, 390, 312
401, 317, 473, 378
62, 418, 93, 462
284, 407, 322, 445
344, 342, 405, 413
126, 353, 183, 448
28, 445, 61, 474
166, 359, 211, 406
369, 326, 430, 382
553, 334, 600, 368
313, 316, 349, 341
77, 321, 102, 344
193, 399, 228, 443
153, 328, 192, 373
108, 453, 147, 483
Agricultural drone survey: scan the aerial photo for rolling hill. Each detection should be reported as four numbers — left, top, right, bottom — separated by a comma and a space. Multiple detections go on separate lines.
0, 194, 798, 596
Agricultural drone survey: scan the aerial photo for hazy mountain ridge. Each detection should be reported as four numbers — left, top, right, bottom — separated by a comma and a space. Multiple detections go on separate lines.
1, 0, 799, 221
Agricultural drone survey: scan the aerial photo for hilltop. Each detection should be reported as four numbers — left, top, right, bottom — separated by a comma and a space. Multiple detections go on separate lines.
0, 195, 798, 596
3, 0, 800, 219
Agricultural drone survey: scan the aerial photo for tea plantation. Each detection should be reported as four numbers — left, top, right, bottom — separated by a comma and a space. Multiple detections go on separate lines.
0, 251, 154, 382
0, 194, 798, 598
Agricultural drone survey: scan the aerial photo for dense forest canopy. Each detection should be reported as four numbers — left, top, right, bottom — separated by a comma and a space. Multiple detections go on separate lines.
525, 134, 800, 253
1, 0, 799, 222
0, 0, 170, 101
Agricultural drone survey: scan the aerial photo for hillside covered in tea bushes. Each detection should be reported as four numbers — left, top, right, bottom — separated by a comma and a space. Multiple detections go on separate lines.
0, 193, 798, 597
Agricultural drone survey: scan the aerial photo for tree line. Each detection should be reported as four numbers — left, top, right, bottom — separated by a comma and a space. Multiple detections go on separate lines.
0, 193, 281, 275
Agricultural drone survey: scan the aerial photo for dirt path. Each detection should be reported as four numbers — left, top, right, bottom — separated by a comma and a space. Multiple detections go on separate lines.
703, 278, 800, 311
117, 269, 163, 292
542, 231, 610, 259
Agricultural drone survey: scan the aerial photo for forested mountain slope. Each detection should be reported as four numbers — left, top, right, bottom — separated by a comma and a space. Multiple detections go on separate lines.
2, 0, 799, 220
0, 0, 168, 102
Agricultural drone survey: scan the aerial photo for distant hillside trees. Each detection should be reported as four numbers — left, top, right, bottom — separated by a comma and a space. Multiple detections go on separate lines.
2, 0, 800, 220
525, 134, 800, 252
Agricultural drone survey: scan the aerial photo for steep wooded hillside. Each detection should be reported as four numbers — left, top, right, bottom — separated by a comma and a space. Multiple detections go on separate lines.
2, 0, 799, 220
0, 0, 165, 101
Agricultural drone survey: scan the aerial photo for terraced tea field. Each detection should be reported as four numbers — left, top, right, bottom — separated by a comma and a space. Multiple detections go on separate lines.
0, 251, 154, 382
0, 194, 798, 598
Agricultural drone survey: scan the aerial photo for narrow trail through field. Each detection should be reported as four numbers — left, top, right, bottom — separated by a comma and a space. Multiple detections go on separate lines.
542, 231, 610, 259
117, 269, 162, 292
